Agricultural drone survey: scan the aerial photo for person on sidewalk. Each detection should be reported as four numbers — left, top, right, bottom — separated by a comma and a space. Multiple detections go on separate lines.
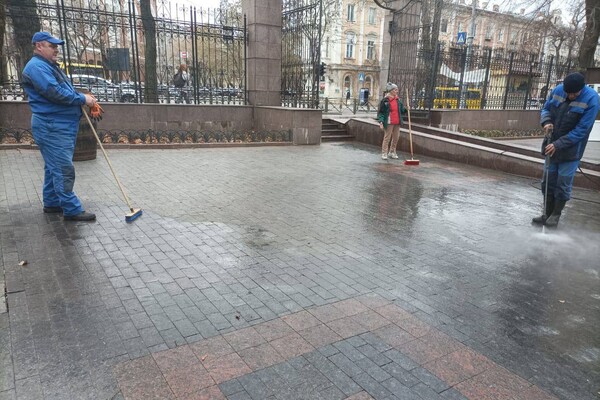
22, 31, 97, 221
532, 72, 599, 227
174, 64, 190, 104
377, 82, 407, 160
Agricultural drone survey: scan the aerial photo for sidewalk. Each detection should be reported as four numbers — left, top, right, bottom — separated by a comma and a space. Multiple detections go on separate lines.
1, 144, 599, 399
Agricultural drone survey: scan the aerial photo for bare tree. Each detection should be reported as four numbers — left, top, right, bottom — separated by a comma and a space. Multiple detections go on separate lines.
6, 0, 41, 76
579, 0, 599, 67
140, 0, 158, 102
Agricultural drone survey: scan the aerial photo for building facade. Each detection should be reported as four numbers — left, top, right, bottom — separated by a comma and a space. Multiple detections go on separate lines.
320, 0, 386, 103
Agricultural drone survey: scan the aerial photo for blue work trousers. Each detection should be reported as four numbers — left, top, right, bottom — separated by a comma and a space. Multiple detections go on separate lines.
31, 114, 84, 216
541, 159, 580, 201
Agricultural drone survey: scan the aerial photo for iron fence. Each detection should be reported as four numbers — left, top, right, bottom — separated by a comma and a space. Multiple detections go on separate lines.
1, 0, 246, 105
281, 0, 322, 108
387, 1, 579, 111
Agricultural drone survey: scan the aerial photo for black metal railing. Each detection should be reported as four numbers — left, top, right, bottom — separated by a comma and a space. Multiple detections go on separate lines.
281, 0, 322, 109
1, 1, 246, 105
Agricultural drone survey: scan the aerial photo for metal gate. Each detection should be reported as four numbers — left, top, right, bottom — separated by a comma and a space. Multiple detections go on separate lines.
281, 0, 322, 108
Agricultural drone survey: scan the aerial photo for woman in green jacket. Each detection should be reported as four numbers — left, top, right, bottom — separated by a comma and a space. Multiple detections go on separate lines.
377, 82, 406, 159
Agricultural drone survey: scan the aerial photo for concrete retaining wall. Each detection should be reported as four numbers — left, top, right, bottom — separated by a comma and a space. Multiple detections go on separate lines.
428, 109, 541, 131
0, 102, 321, 144
346, 118, 599, 190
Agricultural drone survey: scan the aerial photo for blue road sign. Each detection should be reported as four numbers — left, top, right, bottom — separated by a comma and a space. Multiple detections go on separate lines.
457, 32, 467, 45
358, 72, 365, 81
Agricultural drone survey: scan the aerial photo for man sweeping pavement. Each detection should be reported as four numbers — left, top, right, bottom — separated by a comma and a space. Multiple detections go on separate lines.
22, 32, 97, 221
532, 72, 599, 227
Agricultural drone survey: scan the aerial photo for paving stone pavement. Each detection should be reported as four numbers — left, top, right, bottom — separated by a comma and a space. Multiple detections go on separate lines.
0, 143, 599, 400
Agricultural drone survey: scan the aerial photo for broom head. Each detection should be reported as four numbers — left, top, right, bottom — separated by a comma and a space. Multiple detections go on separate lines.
125, 208, 143, 223
404, 159, 420, 166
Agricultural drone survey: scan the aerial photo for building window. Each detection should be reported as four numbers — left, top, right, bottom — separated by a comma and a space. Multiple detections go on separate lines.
498, 29, 504, 41
457, 22, 463, 33
325, 36, 330, 57
485, 24, 493, 40
368, 7, 376, 24
347, 4, 355, 22
346, 32, 356, 58
441, 19, 448, 33
367, 39, 375, 60
510, 31, 517, 44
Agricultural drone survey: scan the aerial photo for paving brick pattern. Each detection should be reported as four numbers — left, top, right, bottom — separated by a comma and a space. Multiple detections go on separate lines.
113, 296, 557, 400
1, 144, 599, 399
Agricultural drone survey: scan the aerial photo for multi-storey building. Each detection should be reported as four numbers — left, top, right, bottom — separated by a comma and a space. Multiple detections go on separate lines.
320, 0, 386, 102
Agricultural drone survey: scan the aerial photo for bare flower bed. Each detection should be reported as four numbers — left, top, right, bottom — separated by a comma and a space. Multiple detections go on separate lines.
0, 128, 292, 145
461, 129, 544, 138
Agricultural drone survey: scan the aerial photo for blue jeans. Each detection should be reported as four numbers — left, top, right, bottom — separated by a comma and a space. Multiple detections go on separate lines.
542, 159, 579, 201
31, 114, 84, 216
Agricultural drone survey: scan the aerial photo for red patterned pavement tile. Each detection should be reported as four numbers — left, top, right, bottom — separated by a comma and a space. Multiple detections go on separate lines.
153, 345, 200, 375
282, 310, 322, 331
239, 342, 285, 371
395, 314, 434, 338
254, 318, 295, 341
355, 294, 392, 310
270, 332, 314, 359
308, 303, 345, 323
423, 348, 496, 386
114, 356, 174, 400
326, 315, 369, 338
202, 352, 251, 384
513, 385, 559, 400
179, 385, 227, 400
297, 323, 343, 348
333, 298, 369, 318
189, 335, 234, 361
373, 324, 415, 347
374, 303, 413, 324
396, 337, 448, 365
353, 309, 392, 331
223, 326, 265, 352
164, 364, 214, 398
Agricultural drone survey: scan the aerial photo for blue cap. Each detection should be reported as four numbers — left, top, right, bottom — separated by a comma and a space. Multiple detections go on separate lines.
31, 31, 64, 45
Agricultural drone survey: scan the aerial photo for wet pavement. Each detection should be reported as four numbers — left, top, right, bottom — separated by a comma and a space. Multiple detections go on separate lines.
1, 143, 599, 400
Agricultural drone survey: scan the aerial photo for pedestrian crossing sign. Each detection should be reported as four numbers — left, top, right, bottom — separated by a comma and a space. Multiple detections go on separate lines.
457, 32, 466, 45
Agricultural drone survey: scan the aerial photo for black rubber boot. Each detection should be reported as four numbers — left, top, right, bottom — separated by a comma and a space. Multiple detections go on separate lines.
532, 196, 554, 225
545, 199, 566, 227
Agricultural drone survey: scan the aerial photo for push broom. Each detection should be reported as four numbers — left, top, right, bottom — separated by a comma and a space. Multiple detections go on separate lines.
404, 89, 420, 166
82, 105, 143, 222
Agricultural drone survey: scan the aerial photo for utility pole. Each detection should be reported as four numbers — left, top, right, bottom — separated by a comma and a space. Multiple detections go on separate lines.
460, 0, 477, 109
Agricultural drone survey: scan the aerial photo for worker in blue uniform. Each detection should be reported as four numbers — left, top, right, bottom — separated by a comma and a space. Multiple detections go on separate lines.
533, 72, 599, 227
22, 32, 97, 221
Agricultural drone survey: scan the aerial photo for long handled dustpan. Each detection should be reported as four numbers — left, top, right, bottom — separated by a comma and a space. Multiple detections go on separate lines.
403, 89, 419, 166
82, 106, 143, 222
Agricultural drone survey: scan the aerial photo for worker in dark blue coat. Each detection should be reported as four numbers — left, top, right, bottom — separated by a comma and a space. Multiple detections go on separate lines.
533, 72, 599, 227
22, 32, 97, 221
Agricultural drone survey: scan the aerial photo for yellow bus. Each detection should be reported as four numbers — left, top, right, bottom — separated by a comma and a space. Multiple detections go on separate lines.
59, 62, 107, 79
433, 87, 481, 109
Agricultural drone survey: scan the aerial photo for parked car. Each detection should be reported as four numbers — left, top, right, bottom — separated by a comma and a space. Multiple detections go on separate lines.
71, 74, 136, 103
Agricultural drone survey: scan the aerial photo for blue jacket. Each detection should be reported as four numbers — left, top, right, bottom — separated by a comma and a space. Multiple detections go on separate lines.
541, 84, 599, 162
22, 55, 86, 119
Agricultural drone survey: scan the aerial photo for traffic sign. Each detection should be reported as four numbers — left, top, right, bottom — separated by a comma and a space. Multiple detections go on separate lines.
457, 32, 466, 45
358, 72, 365, 81
180, 51, 188, 59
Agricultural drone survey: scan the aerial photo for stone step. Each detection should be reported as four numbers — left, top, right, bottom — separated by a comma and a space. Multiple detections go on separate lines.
322, 135, 355, 142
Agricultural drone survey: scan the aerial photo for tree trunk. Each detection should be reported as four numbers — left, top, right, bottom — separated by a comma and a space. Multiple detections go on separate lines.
578, 0, 600, 68
0, 0, 6, 84
140, 0, 158, 102
6, 0, 41, 77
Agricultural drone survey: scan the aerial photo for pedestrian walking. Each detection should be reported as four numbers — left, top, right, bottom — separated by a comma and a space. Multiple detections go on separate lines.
173, 64, 190, 104
377, 82, 407, 160
532, 72, 599, 227
22, 31, 97, 221
345, 89, 351, 104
